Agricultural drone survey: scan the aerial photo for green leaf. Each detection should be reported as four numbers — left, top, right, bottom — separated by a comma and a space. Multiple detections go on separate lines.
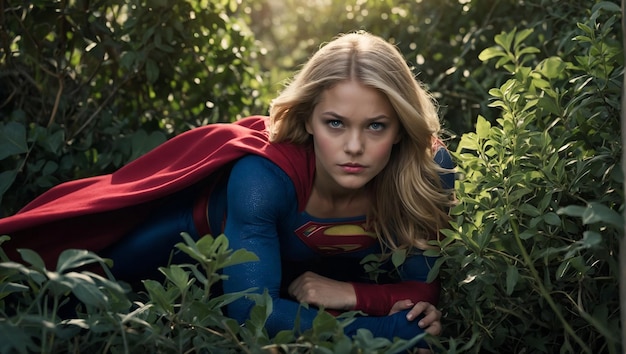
581, 231, 602, 248
591, 1, 621, 13
146, 58, 159, 83
222, 248, 259, 268
312, 310, 338, 336
66, 272, 108, 308
494, 29, 515, 51
273, 329, 296, 344
0, 282, 29, 300
143, 279, 174, 313
557, 205, 586, 218
18, 249, 46, 270
537, 57, 566, 79
391, 248, 407, 268
427, 257, 444, 283
478, 47, 505, 62
582, 202, 624, 230
120, 50, 136, 70
0, 122, 28, 160
42, 130, 65, 154
248, 303, 269, 328
513, 28, 534, 50
475, 115, 491, 140
0, 322, 35, 354
505, 265, 519, 295
42, 161, 58, 176
176, 232, 205, 262
518, 203, 541, 217
160, 265, 191, 292
195, 233, 216, 255
56, 249, 103, 274
543, 212, 561, 226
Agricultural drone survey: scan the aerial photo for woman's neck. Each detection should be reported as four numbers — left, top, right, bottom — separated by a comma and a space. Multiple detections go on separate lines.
305, 183, 369, 219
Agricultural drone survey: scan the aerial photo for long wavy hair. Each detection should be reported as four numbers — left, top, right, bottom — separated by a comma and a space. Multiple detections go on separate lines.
268, 31, 454, 251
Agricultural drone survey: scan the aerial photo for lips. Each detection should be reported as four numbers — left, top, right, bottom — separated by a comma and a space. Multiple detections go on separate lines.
339, 163, 365, 173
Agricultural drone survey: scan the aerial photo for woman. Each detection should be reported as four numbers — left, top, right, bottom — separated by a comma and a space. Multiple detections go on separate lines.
0, 32, 453, 348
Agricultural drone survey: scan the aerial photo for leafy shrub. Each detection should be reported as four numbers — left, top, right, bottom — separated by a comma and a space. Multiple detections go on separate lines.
245, 0, 606, 140
430, 2, 623, 353
0, 234, 426, 353
0, 0, 270, 216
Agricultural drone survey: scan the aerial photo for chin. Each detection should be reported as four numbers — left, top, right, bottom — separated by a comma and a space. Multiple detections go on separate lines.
335, 177, 370, 191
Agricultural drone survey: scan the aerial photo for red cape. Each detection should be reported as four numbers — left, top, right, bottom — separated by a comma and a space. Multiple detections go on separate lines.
0, 116, 315, 267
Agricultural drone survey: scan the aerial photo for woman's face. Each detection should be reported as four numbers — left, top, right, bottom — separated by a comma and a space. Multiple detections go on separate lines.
306, 80, 401, 194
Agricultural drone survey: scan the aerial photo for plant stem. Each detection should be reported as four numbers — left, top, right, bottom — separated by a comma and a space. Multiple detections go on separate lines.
510, 218, 591, 352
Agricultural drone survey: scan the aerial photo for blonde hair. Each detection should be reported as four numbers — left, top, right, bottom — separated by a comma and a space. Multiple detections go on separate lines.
269, 31, 454, 251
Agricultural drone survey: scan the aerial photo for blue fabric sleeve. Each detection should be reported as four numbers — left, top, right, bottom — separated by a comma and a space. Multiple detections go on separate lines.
344, 310, 427, 344
396, 252, 438, 282
221, 155, 320, 334
434, 146, 455, 190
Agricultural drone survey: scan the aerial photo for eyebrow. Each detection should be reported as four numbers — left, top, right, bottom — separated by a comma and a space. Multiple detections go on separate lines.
321, 111, 391, 121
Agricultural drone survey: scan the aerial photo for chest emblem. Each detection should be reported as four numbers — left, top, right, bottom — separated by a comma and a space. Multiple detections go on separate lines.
294, 221, 377, 254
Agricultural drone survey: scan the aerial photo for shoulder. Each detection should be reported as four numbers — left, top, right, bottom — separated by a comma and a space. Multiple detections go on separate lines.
433, 145, 454, 169
230, 154, 293, 183
225, 155, 298, 221
432, 144, 455, 190
228, 155, 295, 198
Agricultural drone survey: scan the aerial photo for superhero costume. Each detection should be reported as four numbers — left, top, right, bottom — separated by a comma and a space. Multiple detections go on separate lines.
0, 116, 454, 345
0, 116, 313, 265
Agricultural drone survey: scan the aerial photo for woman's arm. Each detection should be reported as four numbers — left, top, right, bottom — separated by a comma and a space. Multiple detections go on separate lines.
350, 253, 440, 315
287, 254, 439, 316
221, 156, 320, 335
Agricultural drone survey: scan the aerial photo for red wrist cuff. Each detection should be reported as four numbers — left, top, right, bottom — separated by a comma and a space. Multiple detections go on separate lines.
350, 280, 440, 316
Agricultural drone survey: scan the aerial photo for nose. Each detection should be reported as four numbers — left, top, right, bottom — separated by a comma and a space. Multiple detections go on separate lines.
344, 130, 364, 155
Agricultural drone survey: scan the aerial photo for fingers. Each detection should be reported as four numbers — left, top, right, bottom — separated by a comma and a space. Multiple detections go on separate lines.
405, 301, 429, 321
405, 301, 442, 336
400, 301, 442, 336
388, 299, 415, 315
287, 272, 357, 310
422, 316, 442, 336
287, 271, 313, 302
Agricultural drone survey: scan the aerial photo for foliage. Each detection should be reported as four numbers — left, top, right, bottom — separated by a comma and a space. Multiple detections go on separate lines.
0, 233, 426, 353
0, 0, 270, 216
244, 0, 600, 140
1, 0, 623, 352
428, 2, 623, 353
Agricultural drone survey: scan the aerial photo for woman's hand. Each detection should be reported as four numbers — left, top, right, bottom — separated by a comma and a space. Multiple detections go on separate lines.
287, 271, 357, 310
389, 300, 442, 354
389, 300, 442, 336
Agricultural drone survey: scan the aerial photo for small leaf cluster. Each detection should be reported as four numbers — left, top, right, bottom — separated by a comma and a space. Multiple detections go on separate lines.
428, 2, 622, 353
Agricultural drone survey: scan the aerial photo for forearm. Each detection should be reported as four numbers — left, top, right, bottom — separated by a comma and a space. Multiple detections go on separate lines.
350, 279, 440, 316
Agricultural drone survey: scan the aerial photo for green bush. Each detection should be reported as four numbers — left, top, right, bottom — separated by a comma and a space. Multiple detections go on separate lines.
430, 2, 623, 353
0, 0, 270, 216
0, 234, 425, 353
245, 0, 606, 141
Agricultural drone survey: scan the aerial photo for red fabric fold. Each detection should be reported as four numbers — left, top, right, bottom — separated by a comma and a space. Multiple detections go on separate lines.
0, 116, 315, 267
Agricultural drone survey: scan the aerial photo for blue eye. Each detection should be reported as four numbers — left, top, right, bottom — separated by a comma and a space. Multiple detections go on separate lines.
369, 122, 385, 131
327, 120, 343, 128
